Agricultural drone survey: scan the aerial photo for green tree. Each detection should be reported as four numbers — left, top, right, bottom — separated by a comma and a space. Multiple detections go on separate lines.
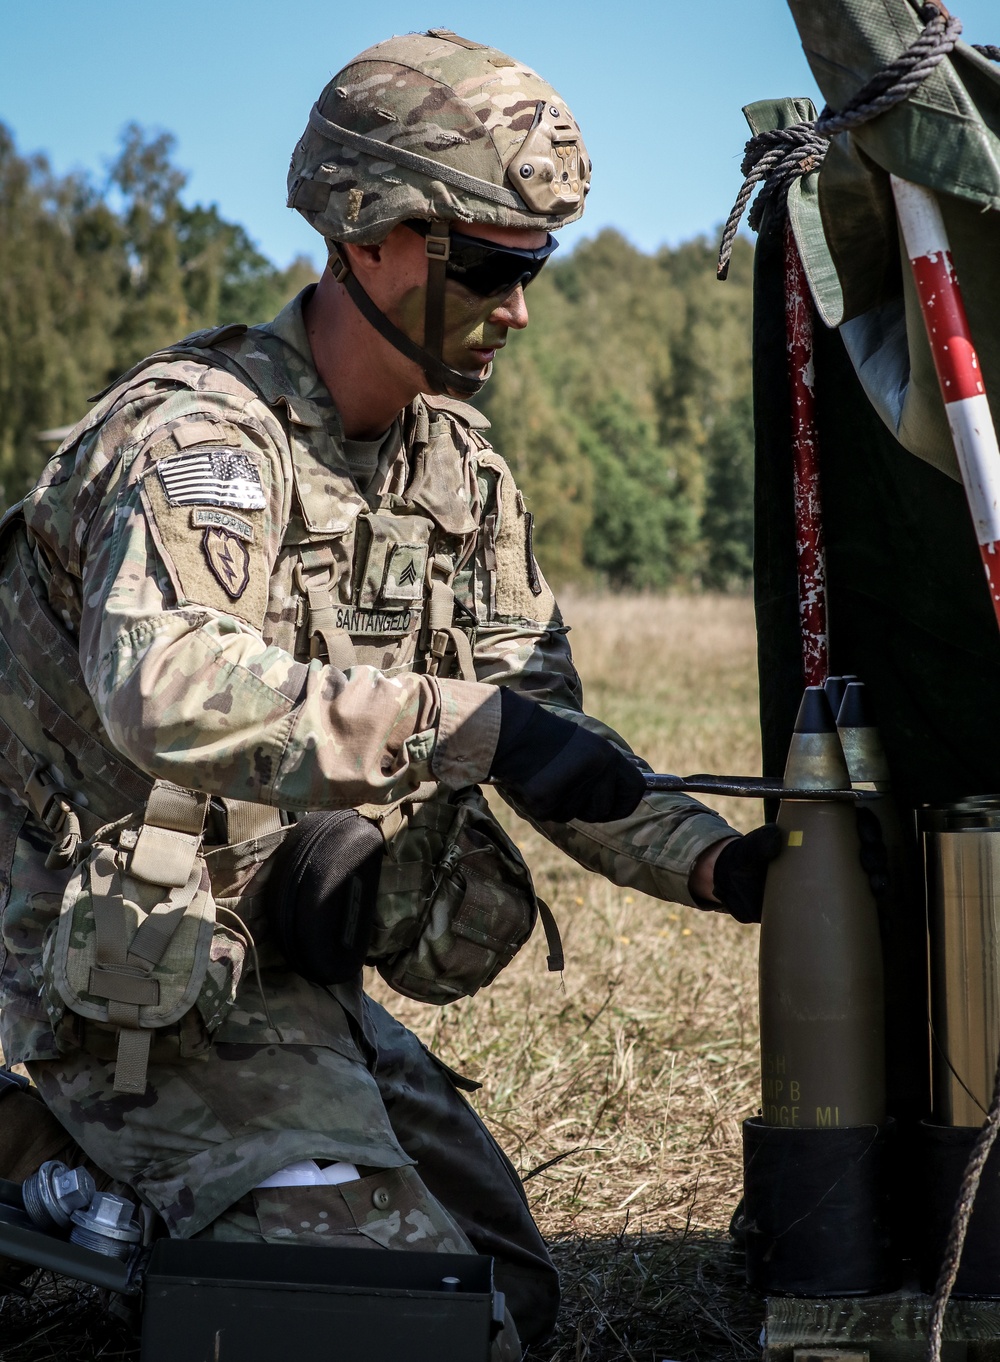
108, 124, 189, 367
478, 228, 755, 589
479, 352, 593, 585
700, 391, 755, 589
582, 392, 701, 589
178, 203, 316, 327
0, 128, 124, 504
0, 122, 316, 509
0, 120, 756, 578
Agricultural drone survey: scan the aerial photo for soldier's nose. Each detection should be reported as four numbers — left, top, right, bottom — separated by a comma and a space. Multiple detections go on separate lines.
490, 285, 529, 331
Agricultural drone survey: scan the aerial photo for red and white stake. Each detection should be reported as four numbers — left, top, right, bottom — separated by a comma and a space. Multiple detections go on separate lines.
784, 218, 829, 686
891, 175, 1000, 627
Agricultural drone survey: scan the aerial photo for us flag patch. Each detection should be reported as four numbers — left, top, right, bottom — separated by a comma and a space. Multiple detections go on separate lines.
157, 448, 265, 510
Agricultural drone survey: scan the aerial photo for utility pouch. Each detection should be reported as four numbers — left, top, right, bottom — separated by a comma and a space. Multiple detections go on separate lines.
40, 782, 244, 1095
370, 787, 562, 1006
267, 810, 384, 985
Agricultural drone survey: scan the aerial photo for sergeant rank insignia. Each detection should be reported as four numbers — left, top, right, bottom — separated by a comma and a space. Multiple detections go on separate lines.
202, 527, 251, 599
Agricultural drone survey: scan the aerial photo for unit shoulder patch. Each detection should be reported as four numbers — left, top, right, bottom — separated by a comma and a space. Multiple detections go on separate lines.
158, 447, 265, 510
202, 528, 251, 600
139, 463, 269, 629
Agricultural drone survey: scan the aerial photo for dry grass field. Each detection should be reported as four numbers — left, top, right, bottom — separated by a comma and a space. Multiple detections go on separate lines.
373, 591, 766, 1362
0, 592, 766, 1362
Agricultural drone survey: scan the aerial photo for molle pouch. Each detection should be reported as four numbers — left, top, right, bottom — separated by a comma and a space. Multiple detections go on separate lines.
371, 787, 562, 1006
40, 783, 244, 1095
354, 511, 431, 614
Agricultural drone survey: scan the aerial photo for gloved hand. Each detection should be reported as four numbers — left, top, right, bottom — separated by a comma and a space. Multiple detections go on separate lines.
711, 824, 783, 924
489, 688, 646, 825
855, 805, 890, 898
712, 812, 890, 925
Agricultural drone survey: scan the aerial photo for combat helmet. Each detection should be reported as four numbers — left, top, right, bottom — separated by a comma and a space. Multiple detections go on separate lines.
288, 29, 590, 395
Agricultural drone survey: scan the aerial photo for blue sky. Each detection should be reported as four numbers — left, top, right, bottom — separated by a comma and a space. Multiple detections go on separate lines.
3, 0, 998, 269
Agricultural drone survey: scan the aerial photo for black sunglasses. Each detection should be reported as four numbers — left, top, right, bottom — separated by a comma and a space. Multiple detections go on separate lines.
405, 220, 558, 299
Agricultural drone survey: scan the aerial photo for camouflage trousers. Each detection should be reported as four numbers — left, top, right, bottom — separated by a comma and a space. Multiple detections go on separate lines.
27, 996, 558, 1352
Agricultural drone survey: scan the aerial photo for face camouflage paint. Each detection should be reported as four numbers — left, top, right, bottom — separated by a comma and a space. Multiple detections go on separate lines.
394, 277, 511, 381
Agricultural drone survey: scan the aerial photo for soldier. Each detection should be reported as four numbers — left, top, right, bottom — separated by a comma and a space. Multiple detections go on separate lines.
0, 30, 778, 1355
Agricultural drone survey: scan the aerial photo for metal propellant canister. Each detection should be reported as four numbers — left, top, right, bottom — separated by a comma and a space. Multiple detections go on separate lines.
759, 686, 886, 1128
923, 797, 1000, 1126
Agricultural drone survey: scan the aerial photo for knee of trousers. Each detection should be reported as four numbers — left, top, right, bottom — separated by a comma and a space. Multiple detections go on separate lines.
197, 1164, 475, 1254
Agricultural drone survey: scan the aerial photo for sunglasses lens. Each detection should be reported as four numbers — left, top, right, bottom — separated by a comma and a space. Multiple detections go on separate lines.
406, 222, 557, 298
447, 240, 552, 297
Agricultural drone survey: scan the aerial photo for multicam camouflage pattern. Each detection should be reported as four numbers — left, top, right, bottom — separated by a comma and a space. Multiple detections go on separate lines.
28, 995, 553, 1352
374, 785, 541, 1005
197, 1161, 525, 1360
0, 284, 734, 1066
219, 1166, 471, 1251
29, 1032, 410, 1239
0, 281, 734, 1323
288, 30, 591, 244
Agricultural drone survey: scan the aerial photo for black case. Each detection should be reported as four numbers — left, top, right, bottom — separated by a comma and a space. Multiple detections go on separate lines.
140, 1242, 500, 1362
269, 810, 383, 984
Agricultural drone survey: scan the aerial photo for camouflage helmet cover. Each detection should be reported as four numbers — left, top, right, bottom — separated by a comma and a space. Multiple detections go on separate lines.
288, 29, 591, 244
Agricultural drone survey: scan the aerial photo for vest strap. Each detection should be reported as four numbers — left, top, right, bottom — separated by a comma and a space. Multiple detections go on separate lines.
536, 897, 564, 973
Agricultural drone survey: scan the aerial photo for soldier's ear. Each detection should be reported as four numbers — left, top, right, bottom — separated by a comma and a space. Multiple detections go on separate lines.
338, 240, 384, 280
342, 225, 420, 287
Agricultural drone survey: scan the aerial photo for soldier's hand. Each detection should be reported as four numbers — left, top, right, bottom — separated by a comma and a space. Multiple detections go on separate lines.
855, 805, 890, 898
490, 689, 646, 824
710, 824, 783, 924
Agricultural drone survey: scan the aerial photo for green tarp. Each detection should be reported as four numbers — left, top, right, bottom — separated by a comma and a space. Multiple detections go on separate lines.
754, 0, 1000, 801
752, 1, 1000, 1118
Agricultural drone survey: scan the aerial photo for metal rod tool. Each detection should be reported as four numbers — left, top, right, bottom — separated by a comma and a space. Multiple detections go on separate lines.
643, 773, 867, 802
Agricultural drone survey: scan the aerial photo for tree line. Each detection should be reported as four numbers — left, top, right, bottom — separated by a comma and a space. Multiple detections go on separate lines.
0, 123, 754, 590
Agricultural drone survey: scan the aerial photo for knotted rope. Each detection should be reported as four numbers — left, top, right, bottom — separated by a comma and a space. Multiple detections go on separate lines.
926, 1048, 1000, 1362
717, 1, 963, 279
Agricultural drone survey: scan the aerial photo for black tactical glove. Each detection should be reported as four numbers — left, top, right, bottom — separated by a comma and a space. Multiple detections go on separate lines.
490, 688, 646, 825
711, 824, 783, 924
712, 813, 890, 925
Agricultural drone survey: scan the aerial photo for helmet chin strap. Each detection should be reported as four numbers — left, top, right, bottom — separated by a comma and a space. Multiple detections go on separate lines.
330, 231, 491, 399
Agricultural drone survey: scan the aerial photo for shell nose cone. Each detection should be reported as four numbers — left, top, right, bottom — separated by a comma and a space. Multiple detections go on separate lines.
836, 681, 891, 788
785, 686, 851, 789
837, 680, 874, 730
823, 674, 857, 722
794, 685, 838, 735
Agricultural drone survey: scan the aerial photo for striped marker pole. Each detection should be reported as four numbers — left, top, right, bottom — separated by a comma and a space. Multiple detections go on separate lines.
785, 218, 829, 686
891, 175, 1000, 626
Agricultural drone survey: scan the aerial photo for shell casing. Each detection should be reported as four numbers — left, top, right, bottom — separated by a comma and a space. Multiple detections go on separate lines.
759, 799, 886, 1129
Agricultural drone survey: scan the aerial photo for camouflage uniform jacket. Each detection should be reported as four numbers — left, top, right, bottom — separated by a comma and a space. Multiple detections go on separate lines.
0, 288, 734, 1067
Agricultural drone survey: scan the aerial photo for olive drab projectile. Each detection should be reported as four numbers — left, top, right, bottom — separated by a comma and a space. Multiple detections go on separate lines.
836, 681, 928, 1120
758, 686, 887, 1129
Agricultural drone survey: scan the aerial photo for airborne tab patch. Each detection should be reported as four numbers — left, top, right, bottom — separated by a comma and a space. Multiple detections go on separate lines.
191, 507, 255, 541
158, 448, 265, 510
